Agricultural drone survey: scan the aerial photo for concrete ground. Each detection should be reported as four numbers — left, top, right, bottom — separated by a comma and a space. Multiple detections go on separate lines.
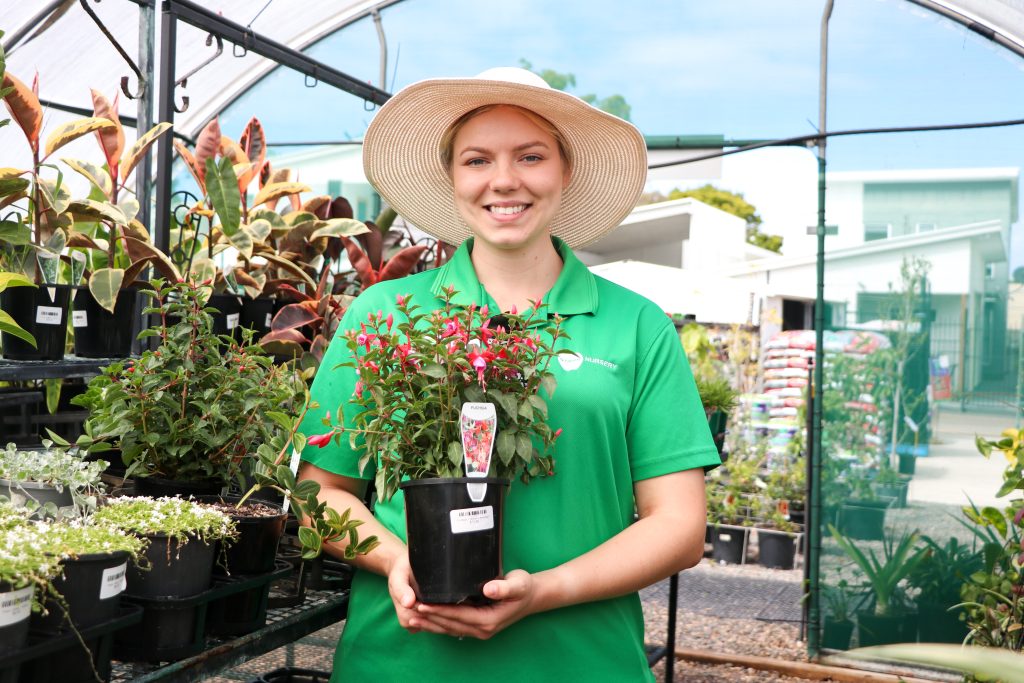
909, 404, 1016, 509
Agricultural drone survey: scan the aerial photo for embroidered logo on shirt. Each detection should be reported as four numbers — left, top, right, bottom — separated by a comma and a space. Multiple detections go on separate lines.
557, 352, 618, 372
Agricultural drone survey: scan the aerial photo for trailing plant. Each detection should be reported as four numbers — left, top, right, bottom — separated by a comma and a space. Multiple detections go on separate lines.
0, 515, 61, 603
906, 534, 982, 609
307, 289, 568, 502
0, 441, 106, 516
829, 525, 926, 617
42, 518, 146, 561
65, 279, 306, 488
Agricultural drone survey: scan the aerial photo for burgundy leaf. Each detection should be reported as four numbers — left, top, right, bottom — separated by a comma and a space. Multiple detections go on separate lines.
340, 236, 378, 288
378, 245, 429, 282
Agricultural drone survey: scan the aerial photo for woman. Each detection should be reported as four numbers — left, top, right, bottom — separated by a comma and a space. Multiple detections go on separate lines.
298, 67, 720, 681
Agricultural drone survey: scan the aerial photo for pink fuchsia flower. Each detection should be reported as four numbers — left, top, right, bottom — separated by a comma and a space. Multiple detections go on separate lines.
468, 348, 496, 384
353, 380, 364, 396
396, 294, 406, 306
1014, 507, 1024, 526
553, 428, 563, 439
509, 304, 517, 315
308, 432, 333, 448
441, 319, 461, 338
386, 313, 393, 331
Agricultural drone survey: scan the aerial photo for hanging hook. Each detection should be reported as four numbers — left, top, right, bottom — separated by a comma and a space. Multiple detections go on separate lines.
233, 27, 254, 58
305, 66, 318, 88
79, 0, 145, 99
173, 33, 223, 113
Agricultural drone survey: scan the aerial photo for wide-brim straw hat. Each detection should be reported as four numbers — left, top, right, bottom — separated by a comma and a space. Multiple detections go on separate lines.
362, 67, 648, 249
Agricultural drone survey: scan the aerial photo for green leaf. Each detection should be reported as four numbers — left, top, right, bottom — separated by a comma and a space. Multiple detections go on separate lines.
229, 229, 254, 259
292, 479, 320, 498
518, 399, 534, 419
540, 374, 557, 398
62, 157, 113, 197
310, 218, 370, 240
245, 218, 272, 243
0, 309, 35, 347
68, 198, 128, 225
487, 390, 517, 420
37, 177, 71, 215
976, 435, 993, 458
496, 431, 515, 465
422, 363, 446, 379
297, 526, 322, 556
448, 441, 463, 467
0, 272, 34, 293
205, 156, 241, 236
44, 117, 116, 157
981, 506, 1008, 537
0, 176, 29, 196
847, 643, 1024, 683
88, 267, 125, 314
516, 432, 532, 459
119, 122, 173, 182
45, 378, 61, 414
527, 395, 548, 419
0, 220, 32, 245
266, 411, 294, 432
275, 464, 297, 490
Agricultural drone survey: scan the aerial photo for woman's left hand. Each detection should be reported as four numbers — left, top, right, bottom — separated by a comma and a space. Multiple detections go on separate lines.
409, 569, 538, 640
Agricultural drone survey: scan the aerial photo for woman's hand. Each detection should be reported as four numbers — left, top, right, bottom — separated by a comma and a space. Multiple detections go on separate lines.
409, 569, 538, 640
386, 551, 424, 634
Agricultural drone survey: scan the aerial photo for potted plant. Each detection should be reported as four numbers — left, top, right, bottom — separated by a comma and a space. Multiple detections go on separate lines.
906, 535, 980, 643
0, 442, 106, 518
307, 289, 565, 603
871, 464, 911, 508
821, 574, 857, 650
66, 279, 307, 496
89, 495, 236, 661
753, 504, 800, 570
829, 525, 927, 646
0, 503, 61, 660
694, 375, 738, 456
705, 440, 761, 564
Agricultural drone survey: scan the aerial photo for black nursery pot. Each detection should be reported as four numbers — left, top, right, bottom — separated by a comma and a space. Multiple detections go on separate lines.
757, 530, 797, 570
195, 496, 288, 575
0, 580, 32, 656
127, 533, 215, 598
401, 477, 508, 605
133, 475, 224, 498
239, 296, 276, 340
72, 286, 139, 358
32, 551, 129, 634
0, 284, 72, 360
710, 526, 747, 564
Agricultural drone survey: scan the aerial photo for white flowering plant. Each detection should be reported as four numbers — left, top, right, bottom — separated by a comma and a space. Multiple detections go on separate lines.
0, 507, 61, 608
90, 496, 238, 545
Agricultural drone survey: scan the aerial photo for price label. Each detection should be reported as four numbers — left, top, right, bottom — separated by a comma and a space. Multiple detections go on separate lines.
226, 313, 240, 330
100, 562, 127, 600
35, 306, 63, 325
72, 310, 89, 327
449, 505, 494, 534
0, 586, 32, 627
265, 312, 272, 328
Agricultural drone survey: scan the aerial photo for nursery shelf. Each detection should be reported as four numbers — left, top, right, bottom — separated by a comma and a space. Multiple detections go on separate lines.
108, 588, 349, 682
0, 356, 118, 381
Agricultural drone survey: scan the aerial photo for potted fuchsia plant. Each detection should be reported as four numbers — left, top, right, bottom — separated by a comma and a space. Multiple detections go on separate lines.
309, 289, 567, 603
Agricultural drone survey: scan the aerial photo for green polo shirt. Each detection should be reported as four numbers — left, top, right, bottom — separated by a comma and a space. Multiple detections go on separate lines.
301, 237, 719, 682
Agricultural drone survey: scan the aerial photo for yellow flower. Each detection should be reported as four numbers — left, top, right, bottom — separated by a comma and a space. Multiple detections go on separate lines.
1000, 428, 1021, 464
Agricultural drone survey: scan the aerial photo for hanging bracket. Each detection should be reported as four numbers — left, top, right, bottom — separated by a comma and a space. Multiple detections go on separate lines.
79, 0, 146, 99
173, 33, 223, 113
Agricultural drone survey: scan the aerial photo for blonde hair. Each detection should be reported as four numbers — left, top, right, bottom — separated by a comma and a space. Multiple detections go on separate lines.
439, 104, 573, 176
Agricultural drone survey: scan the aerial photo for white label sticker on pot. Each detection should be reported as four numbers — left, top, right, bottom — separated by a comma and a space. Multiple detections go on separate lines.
226, 313, 240, 330
450, 505, 494, 534
72, 310, 88, 327
35, 306, 62, 325
265, 312, 272, 328
99, 562, 128, 600
0, 586, 33, 627
719, 533, 732, 542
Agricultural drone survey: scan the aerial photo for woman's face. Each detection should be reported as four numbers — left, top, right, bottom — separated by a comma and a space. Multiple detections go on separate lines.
450, 106, 570, 254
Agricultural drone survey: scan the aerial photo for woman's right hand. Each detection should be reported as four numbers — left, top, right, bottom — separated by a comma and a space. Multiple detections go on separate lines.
387, 550, 422, 633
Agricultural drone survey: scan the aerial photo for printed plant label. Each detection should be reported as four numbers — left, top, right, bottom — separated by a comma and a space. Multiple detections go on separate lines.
265, 313, 272, 328
450, 505, 494, 534
72, 310, 88, 327
226, 313, 240, 330
35, 306, 63, 325
100, 562, 128, 600
0, 586, 33, 627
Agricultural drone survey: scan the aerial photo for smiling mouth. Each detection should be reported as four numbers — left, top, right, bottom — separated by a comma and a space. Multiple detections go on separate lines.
487, 204, 529, 216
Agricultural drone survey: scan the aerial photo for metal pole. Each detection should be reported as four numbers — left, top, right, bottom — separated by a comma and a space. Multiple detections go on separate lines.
136, 0, 156, 234
153, 1, 177, 256
808, 0, 834, 660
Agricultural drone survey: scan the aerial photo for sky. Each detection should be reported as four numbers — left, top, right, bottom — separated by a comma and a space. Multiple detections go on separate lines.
219, 0, 1024, 266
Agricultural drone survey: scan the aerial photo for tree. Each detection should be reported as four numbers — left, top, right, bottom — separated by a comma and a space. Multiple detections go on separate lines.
665, 184, 783, 253
518, 59, 631, 121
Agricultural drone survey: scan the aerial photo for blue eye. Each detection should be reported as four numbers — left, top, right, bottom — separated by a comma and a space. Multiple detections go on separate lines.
466, 158, 487, 167
522, 154, 543, 163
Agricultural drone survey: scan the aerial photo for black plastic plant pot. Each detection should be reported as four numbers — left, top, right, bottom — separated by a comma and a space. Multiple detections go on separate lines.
821, 618, 854, 650
856, 610, 916, 647
205, 583, 271, 637
240, 296, 276, 339
72, 286, 138, 358
401, 477, 508, 605
837, 500, 888, 541
208, 293, 244, 337
246, 667, 332, 683
710, 526, 747, 564
0, 478, 73, 517
0, 581, 32, 657
916, 603, 968, 643
0, 284, 72, 361
757, 530, 797, 570
898, 453, 916, 476
127, 534, 215, 599
133, 475, 224, 498
32, 551, 129, 634
195, 496, 288, 576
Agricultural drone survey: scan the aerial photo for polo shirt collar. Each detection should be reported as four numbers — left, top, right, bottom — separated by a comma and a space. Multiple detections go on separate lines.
430, 237, 598, 317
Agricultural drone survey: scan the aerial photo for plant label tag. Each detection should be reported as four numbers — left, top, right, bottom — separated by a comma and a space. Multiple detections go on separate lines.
35, 306, 63, 325
265, 313, 272, 327
226, 313, 240, 330
461, 402, 497, 503
719, 533, 732, 542
0, 586, 32, 627
450, 505, 494, 534
72, 310, 88, 327
100, 562, 128, 600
